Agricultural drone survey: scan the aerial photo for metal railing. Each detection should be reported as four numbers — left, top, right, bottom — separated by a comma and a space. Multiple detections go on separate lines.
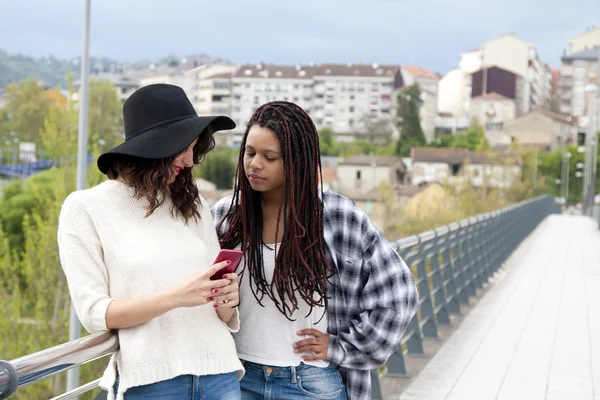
371, 195, 560, 399
0, 196, 560, 400
0, 331, 117, 400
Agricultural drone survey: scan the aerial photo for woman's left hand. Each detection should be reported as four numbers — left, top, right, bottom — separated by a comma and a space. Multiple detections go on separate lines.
212, 273, 239, 308
294, 329, 330, 361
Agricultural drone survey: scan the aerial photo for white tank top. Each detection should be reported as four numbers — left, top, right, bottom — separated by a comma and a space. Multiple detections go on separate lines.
233, 244, 330, 368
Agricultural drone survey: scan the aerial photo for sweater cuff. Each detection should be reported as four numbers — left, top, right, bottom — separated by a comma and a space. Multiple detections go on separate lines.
88, 297, 114, 332
222, 307, 240, 333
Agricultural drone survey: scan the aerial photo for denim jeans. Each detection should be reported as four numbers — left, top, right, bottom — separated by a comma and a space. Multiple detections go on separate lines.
112, 371, 241, 399
240, 360, 347, 400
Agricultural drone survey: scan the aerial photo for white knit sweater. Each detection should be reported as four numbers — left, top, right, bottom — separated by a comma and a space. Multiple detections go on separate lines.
57, 180, 243, 400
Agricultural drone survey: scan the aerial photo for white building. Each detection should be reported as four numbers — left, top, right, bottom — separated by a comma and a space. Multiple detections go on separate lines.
312, 64, 403, 143
557, 48, 599, 119
567, 26, 600, 55
478, 34, 552, 113
229, 63, 404, 145
336, 155, 406, 196
139, 72, 196, 102
182, 63, 237, 114
410, 147, 521, 189
445, 34, 552, 127
230, 64, 317, 145
438, 69, 466, 117
470, 92, 518, 150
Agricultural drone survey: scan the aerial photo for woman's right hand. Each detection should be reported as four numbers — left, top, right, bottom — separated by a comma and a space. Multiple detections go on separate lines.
169, 261, 232, 308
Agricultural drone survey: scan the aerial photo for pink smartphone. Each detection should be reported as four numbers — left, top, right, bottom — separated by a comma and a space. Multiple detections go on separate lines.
210, 249, 244, 280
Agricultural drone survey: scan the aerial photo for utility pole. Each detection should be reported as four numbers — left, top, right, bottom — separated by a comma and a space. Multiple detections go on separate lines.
67, 0, 91, 394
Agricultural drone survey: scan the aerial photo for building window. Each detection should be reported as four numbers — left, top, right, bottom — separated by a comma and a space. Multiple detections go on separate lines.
254, 96, 260, 105
485, 122, 504, 131
356, 171, 362, 179
212, 107, 229, 114
213, 81, 229, 90
326, 96, 334, 104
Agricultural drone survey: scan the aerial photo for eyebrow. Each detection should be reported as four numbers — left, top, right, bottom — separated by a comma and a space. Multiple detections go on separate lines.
245, 145, 281, 155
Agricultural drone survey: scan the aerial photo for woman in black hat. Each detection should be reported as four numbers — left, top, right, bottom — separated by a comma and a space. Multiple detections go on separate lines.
58, 84, 243, 400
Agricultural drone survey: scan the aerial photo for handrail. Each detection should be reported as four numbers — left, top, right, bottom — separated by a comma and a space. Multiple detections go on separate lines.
0, 331, 118, 399
1, 196, 561, 400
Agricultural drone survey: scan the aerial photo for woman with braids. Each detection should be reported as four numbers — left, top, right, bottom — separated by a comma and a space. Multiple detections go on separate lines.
58, 84, 243, 400
212, 101, 418, 400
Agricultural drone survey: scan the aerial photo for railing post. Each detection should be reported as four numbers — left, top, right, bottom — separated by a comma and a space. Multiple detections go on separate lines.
414, 232, 439, 340
429, 230, 451, 326
371, 369, 383, 400
453, 221, 471, 306
0, 360, 18, 400
441, 224, 462, 315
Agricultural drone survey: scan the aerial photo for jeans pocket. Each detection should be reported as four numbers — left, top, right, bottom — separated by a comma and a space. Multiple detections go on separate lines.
296, 368, 343, 399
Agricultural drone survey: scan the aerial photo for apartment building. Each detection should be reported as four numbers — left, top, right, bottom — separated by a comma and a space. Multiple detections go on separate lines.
229, 63, 404, 145
470, 92, 518, 150
312, 64, 404, 143
182, 63, 237, 116
566, 26, 600, 55
557, 48, 599, 118
229, 64, 317, 144
476, 34, 552, 113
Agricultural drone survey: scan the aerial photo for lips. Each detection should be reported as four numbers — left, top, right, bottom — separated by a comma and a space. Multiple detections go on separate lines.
248, 173, 265, 181
175, 166, 184, 174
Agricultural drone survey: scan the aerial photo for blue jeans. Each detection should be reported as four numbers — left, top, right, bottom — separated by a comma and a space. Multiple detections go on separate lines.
112, 372, 241, 399
240, 360, 348, 400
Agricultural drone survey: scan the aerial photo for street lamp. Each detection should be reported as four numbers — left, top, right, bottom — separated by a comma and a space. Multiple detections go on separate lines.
67, 0, 91, 393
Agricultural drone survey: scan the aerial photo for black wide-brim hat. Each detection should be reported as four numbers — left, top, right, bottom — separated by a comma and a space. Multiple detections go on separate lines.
97, 83, 235, 174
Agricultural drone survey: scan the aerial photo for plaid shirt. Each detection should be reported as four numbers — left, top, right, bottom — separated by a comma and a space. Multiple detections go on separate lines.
211, 190, 418, 400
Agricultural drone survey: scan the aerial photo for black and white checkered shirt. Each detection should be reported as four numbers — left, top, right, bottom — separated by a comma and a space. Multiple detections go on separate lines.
211, 190, 418, 400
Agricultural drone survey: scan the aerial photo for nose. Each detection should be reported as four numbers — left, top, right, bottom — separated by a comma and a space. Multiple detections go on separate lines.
182, 149, 194, 167
250, 155, 262, 170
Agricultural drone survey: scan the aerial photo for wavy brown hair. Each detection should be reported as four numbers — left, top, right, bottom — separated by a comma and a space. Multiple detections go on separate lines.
217, 102, 331, 321
106, 127, 215, 222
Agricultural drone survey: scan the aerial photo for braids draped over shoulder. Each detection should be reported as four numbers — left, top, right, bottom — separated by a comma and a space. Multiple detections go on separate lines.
217, 101, 331, 321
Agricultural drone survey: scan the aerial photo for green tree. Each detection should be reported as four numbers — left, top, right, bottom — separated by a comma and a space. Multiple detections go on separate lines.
195, 147, 237, 189
1, 78, 51, 145
0, 74, 108, 398
318, 128, 337, 156
88, 80, 124, 152
428, 123, 489, 151
463, 123, 489, 151
395, 83, 426, 156
359, 114, 394, 145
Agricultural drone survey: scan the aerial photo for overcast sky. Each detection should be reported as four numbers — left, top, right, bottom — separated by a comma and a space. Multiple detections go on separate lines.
0, 0, 598, 74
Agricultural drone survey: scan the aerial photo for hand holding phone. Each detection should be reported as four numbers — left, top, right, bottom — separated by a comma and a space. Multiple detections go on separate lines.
210, 249, 244, 280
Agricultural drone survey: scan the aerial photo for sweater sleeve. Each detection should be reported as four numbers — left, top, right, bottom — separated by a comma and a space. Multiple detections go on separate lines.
200, 197, 240, 333
58, 193, 113, 334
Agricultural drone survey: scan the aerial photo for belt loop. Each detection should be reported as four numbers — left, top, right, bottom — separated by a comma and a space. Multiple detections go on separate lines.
291, 366, 297, 384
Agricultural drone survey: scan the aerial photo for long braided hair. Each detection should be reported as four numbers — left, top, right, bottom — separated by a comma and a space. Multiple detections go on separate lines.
217, 101, 331, 321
